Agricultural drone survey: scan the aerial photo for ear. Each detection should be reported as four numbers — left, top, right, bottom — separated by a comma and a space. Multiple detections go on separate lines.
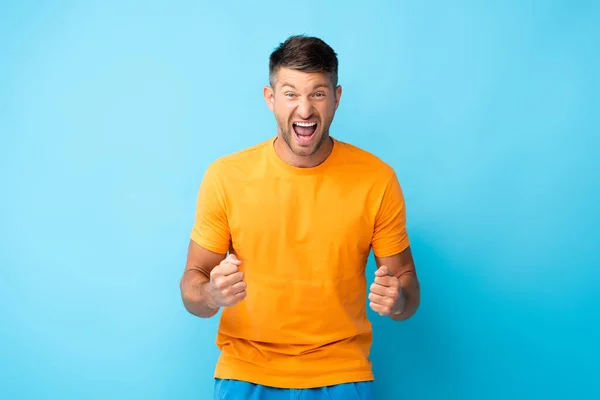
263, 86, 275, 112
334, 85, 342, 110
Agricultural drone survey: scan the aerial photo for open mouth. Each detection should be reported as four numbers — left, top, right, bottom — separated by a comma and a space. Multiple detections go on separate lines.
292, 121, 318, 144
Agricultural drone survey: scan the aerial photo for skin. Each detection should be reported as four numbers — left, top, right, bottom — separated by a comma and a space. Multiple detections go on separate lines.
371, 248, 420, 320
180, 67, 420, 321
179, 242, 238, 318
263, 67, 342, 168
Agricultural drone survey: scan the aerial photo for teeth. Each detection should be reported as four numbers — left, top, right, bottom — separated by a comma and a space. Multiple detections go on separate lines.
294, 122, 317, 127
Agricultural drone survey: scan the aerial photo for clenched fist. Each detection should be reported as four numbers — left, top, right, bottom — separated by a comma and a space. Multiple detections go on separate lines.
368, 266, 405, 316
207, 254, 247, 308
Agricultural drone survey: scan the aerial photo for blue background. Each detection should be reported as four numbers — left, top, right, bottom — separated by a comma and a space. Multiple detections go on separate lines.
1, 1, 599, 399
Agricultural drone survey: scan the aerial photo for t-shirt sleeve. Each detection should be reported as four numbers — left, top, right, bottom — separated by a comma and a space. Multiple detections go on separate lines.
189, 162, 231, 254
371, 171, 410, 257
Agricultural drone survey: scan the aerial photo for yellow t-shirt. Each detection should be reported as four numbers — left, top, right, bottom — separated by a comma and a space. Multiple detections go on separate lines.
190, 136, 410, 389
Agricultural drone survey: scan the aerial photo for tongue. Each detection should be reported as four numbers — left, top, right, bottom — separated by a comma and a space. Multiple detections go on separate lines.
294, 125, 316, 136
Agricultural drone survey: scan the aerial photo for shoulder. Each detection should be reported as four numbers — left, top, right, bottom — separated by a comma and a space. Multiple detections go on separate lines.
334, 138, 396, 180
207, 138, 272, 174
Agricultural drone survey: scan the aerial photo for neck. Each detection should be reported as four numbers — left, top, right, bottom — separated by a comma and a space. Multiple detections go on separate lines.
274, 133, 333, 168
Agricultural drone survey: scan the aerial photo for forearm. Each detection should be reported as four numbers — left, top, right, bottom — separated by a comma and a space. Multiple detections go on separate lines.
180, 270, 220, 318
391, 272, 420, 321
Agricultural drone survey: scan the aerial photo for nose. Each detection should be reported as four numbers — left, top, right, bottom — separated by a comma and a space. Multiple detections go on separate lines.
296, 97, 313, 119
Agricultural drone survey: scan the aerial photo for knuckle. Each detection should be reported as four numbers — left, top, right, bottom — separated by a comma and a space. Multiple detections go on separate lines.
217, 279, 227, 290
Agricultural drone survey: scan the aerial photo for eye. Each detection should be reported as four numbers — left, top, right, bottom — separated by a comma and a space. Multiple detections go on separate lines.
314, 92, 326, 98
285, 92, 296, 98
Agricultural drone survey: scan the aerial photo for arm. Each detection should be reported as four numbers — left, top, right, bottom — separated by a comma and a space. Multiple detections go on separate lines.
179, 240, 226, 318
374, 246, 420, 321
180, 161, 241, 318
369, 169, 419, 320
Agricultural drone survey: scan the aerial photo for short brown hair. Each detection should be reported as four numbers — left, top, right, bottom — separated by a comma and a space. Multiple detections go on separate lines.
269, 35, 339, 87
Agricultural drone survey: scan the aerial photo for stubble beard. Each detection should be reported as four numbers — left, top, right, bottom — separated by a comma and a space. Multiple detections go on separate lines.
276, 115, 333, 157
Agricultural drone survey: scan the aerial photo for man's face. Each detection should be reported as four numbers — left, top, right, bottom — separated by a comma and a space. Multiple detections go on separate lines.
264, 67, 342, 157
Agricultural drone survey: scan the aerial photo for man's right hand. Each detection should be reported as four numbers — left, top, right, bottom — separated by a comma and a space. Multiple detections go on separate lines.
207, 254, 247, 308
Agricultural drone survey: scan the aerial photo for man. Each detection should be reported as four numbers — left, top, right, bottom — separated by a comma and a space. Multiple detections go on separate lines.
180, 35, 420, 399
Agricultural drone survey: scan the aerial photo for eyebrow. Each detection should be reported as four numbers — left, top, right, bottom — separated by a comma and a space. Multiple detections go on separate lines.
281, 82, 296, 89
280, 82, 330, 90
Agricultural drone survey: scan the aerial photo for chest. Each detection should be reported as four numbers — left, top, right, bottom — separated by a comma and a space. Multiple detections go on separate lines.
227, 175, 376, 259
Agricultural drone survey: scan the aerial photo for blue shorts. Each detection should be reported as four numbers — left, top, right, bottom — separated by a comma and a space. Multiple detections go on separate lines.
214, 378, 375, 399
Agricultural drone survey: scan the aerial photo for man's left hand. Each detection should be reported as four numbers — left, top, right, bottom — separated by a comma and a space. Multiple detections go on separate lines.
368, 266, 405, 316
